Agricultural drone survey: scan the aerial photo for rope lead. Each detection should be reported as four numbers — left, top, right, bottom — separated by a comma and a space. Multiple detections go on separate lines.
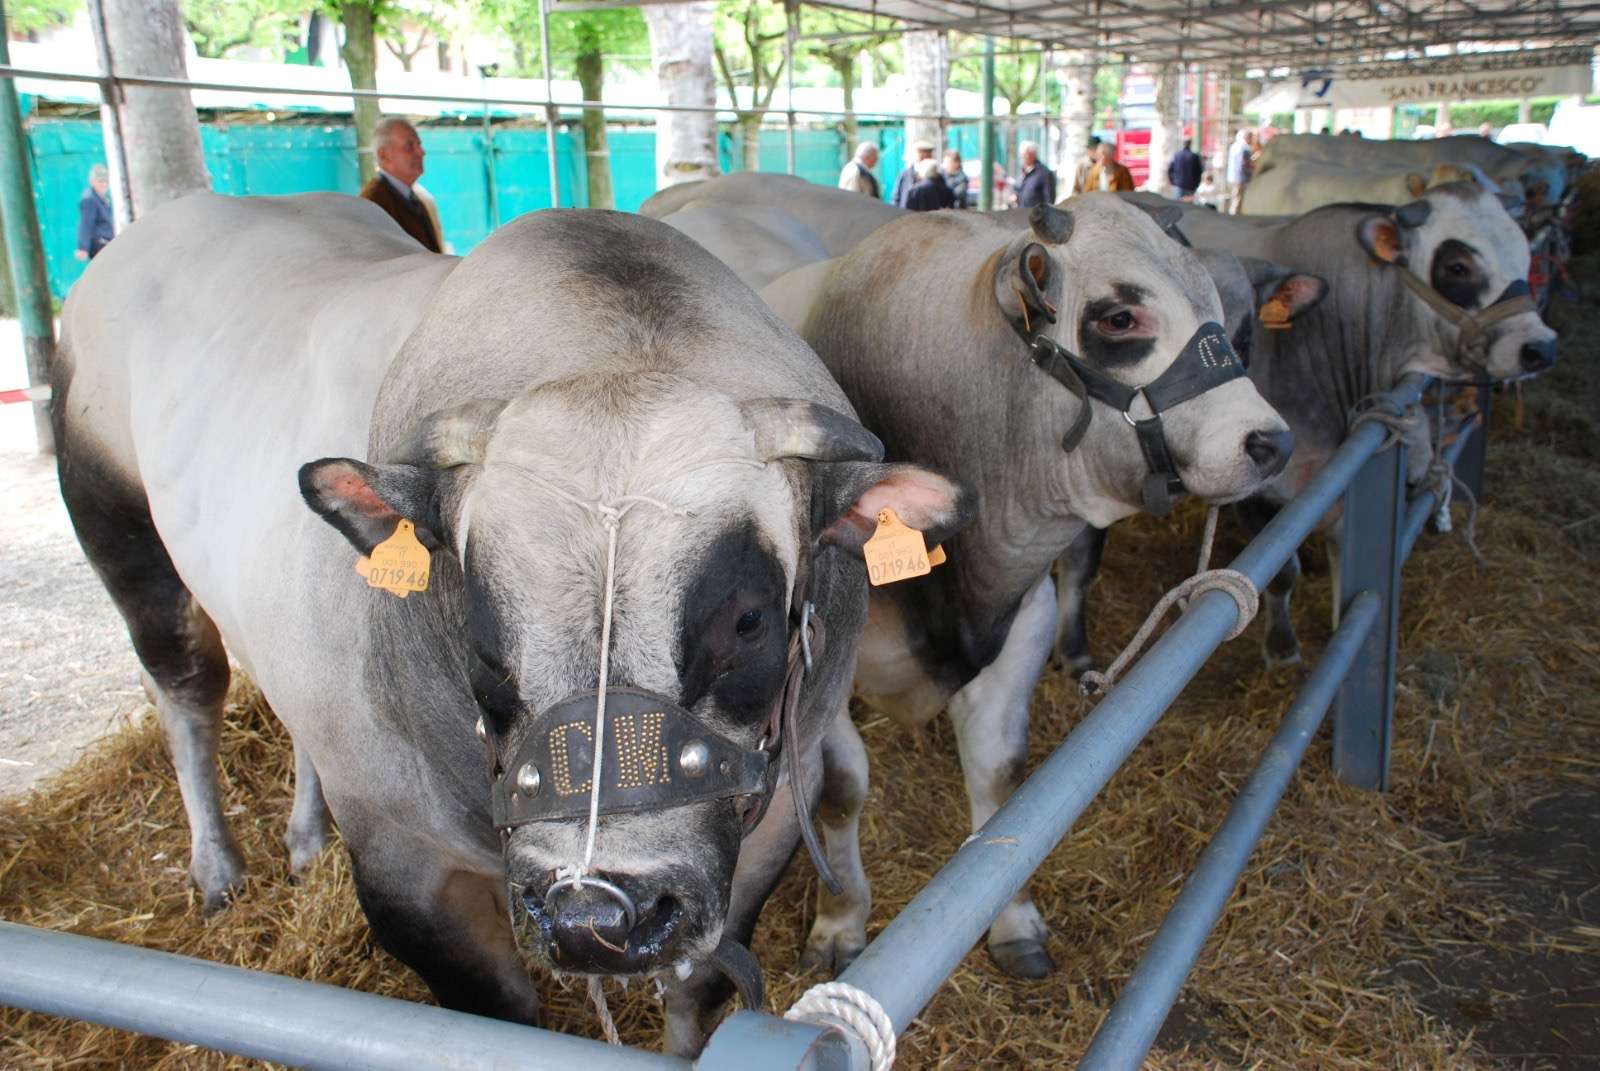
785, 980, 898, 1071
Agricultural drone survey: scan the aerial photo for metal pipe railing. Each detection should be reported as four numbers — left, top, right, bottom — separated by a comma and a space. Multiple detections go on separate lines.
1076, 589, 1383, 1070
0, 921, 686, 1071
824, 374, 1429, 1035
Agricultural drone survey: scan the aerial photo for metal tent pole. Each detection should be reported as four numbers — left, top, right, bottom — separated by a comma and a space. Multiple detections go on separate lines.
0, 0, 56, 454
978, 36, 995, 210
784, 0, 797, 173
538, 0, 561, 208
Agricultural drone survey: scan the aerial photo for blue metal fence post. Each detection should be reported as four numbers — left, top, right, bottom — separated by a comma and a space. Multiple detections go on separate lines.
1454, 382, 1490, 502
1332, 431, 1407, 790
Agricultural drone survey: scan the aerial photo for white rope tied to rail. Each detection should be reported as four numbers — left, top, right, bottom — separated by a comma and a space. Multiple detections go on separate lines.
785, 980, 897, 1071
1423, 457, 1485, 567
1080, 506, 1258, 697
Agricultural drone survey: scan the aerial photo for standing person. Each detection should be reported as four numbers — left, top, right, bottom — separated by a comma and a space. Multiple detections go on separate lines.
1014, 140, 1056, 207
1084, 141, 1135, 192
891, 140, 935, 207
838, 142, 881, 198
1166, 138, 1203, 200
1226, 129, 1255, 214
904, 157, 955, 211
359, 116, 442, 252
74, 164, 115, 262
941, 148, 969, 208
1072, 134, 1102, 193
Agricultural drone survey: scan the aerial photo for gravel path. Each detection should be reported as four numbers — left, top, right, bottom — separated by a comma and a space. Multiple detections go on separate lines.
0, 320, 144, 798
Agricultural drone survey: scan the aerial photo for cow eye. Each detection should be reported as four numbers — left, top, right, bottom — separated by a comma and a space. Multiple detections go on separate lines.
1097, 309, 1137, 334
1446, 262, 1470, 277
735, 608, 766, 641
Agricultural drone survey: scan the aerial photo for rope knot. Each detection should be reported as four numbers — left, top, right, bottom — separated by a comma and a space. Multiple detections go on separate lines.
785, 981, 897, 1071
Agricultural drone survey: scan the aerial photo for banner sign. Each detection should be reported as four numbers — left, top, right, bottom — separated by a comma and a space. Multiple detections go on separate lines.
1306, 48, 1594, 109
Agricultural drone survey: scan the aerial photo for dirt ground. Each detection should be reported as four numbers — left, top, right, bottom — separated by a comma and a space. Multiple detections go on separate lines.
0, 322, 143, 798
0, 259, 1595, 1069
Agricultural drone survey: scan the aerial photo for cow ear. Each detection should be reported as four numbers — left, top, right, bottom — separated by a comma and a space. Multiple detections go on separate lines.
1357, 215, 1405, 266
995, 240, 1055, 328
1405, 172, 1428, 198
1256, 273, 1328, 329
814, 462, 974, 556
299, 458, 446, 555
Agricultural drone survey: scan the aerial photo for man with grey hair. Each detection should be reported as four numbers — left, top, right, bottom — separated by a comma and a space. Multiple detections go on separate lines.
891, 139, 936, 207
359, 116, 442, 252
75, 163, 114, 262
1013, 139, 1056, 207
837, 141, 881, 199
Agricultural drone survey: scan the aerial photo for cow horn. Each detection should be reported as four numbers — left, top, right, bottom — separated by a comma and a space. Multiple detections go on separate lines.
739, 398, 884, 463
390, 399, 508, 468
1132, 201, 1185, 237
1028, 204, 1074, 245
1394, 200, 1432, 228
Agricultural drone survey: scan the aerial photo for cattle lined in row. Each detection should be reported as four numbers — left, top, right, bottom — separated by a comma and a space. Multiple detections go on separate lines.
53, 130, 1566, 1056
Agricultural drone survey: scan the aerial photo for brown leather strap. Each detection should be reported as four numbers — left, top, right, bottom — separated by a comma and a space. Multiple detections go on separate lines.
784, 612, 843, 896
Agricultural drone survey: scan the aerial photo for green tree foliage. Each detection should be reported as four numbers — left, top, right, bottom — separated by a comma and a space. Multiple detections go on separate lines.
181, 0, 305, 59
5, 0, 81, 37
798, 7, 898, 146
713, 0, 789, 171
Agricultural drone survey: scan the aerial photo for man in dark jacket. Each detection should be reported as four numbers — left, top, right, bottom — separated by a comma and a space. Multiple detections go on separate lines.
1014, 141, 1056, 207
891, 140, 936, 207
905, 158, 955, 211
941, 149, 969, 208
75, 164, 115, 262
1167, 138, 1203, 200
358, 116, 442, 252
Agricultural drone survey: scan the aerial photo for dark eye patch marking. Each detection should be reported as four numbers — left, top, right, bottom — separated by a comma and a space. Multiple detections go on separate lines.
1079, 294, 1157, 368
1430, 238, 1488, 309
676, 523, 788, 720
463, 547, 520, 733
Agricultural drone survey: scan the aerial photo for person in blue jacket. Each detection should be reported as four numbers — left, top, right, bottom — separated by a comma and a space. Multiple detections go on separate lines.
75, 164, 115, 262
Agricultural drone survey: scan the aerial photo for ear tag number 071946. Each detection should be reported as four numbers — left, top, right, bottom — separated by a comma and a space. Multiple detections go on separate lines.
354, 519, 431, 598
864, 507, 942, 587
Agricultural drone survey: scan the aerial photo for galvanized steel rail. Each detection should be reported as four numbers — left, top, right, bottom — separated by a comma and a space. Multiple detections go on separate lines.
0, 372, 1479, 1070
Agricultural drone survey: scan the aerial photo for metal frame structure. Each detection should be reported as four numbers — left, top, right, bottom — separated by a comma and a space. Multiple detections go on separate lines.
0, 369, 1484, 1068
798, 0, 1600, 69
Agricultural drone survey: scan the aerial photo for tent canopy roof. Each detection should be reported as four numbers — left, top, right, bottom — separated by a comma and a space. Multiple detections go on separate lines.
790, 0, 1600, 69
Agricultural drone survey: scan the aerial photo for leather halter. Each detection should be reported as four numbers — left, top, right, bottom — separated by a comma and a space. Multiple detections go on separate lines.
1011, 310, 1248, 517
1393, 271, 1537, 378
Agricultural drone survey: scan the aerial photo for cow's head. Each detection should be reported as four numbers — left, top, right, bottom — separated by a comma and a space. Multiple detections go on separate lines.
1357, 182, 1557, 380
300, 377, 966, 980
996, 194, 1294, 525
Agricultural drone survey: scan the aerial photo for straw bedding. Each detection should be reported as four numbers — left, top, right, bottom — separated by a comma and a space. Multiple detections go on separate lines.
2, 259, 1596, 1070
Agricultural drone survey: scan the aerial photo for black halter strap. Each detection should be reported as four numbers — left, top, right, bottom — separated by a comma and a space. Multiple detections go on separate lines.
1013, 313, 1246, 517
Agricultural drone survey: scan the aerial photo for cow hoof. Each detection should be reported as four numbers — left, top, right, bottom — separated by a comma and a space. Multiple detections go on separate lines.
1058, 652, 1097, 678
800, 930, 866, 977
988, 938, 1054, 979
192, 841, 246, 915
1263, 647, 1303, 669
285, 826, 331, 876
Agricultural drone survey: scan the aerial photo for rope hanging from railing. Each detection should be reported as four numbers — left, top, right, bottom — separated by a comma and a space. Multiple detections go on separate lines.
1080, 506, 1259, 696
785, 980, 898, 1071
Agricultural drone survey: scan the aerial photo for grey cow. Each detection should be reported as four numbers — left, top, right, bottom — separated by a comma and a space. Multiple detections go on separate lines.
1058, 182, 1557, 671
53, 193, 970, 1053
760, 195, 1294, 978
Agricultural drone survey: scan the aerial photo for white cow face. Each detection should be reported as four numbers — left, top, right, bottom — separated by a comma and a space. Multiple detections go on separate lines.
300, 379, 967, 981
1358, 183, 1557, 381
997, 195, 1294, 523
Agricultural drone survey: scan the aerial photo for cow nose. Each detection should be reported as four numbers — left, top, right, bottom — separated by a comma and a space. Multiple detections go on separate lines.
1244, 428, 1293, 477
544, 879, 636, 965
1519, 338, 1557, 373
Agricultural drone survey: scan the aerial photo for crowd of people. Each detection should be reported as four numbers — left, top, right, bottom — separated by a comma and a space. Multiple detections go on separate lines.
838, 130, 1274, 215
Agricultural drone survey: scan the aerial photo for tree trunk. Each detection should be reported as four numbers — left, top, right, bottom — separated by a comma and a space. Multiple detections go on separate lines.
902, 29, 944, 164
95, 0, 209, 216
339, 2, 379, 184
643, 0, 718, 187
575, 49, 613, 210
1148, 63, 1182, 193
1060, 52, 1096, 187
839, 55, 857, 148
740, 113, 761, 171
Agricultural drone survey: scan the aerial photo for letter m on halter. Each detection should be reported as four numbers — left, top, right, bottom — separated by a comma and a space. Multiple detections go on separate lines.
613, 712, 672, 789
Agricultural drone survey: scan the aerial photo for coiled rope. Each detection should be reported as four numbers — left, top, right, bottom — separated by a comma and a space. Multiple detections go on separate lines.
1080, 506, 1258, 696
785, 980, 898, 1071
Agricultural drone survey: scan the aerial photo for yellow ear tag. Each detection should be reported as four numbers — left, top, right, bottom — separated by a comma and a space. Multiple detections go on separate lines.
928, 544, 948, 567
355, 519, 431, 598
1259, 294, 1294, 331
863, 508, 932, 586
